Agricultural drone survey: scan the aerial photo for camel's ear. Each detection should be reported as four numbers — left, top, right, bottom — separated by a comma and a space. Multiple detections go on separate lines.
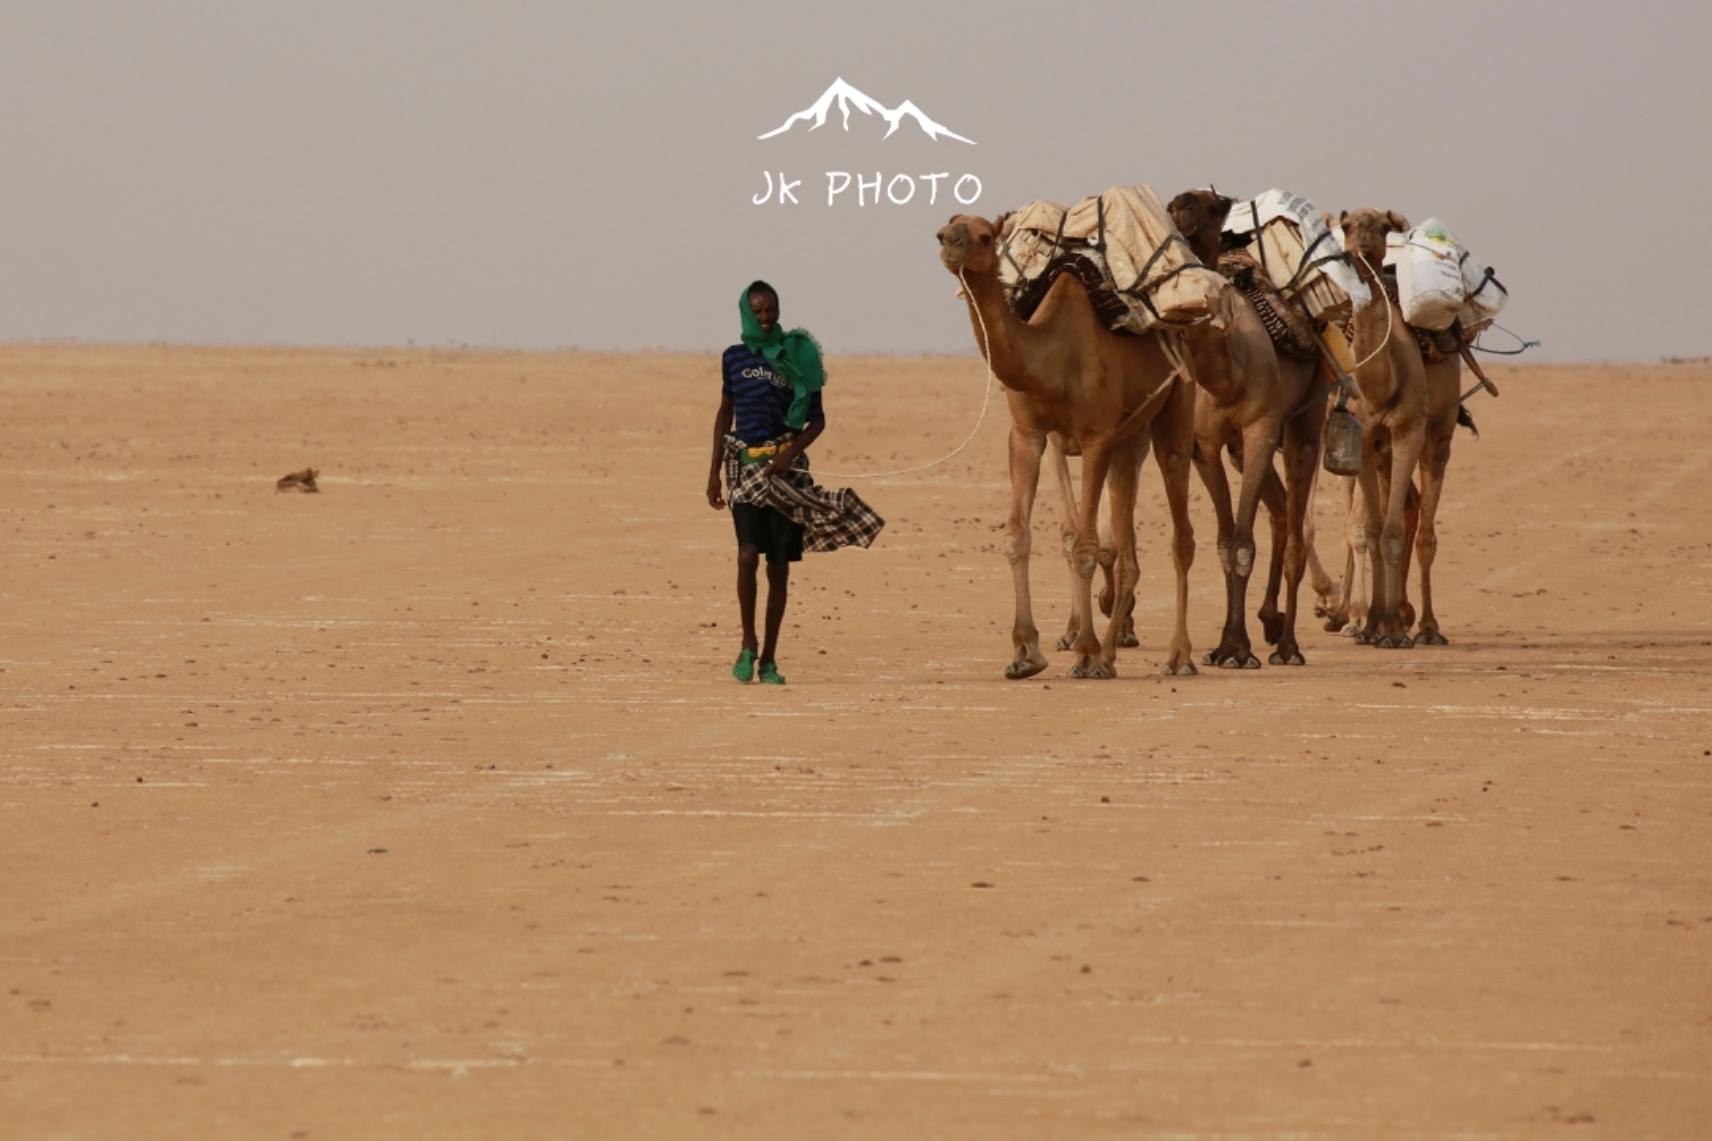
991, 212, 1010, 233
1386, 210, 1410, 232
1339, 210, 1349, 224
1220, 229, 1252, 252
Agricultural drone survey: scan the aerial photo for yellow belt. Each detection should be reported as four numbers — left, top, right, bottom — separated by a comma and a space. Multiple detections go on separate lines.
739, 440, 791, 464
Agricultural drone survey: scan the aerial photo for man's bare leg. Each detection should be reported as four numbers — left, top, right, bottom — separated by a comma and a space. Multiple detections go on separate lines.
737, 546, 761, 652
761, 560, 789, 666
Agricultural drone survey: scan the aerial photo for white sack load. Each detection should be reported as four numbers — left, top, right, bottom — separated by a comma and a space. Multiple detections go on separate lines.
1223, 189, 1370, 322
998, 185, 1228, 335
1386, 219, 1465, 331
1456, 248, 1508, 335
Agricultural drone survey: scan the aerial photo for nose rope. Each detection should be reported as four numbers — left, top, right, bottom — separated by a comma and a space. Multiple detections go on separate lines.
811, 265, 997, 480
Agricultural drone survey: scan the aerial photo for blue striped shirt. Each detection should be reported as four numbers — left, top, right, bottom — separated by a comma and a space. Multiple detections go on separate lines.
722, 344, 823, 445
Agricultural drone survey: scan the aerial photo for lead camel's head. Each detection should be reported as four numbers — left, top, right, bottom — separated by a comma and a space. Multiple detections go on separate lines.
937, 214, 1006, 277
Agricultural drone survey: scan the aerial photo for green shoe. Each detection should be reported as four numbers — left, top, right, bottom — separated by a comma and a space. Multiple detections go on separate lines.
732, 647, 756, 683
758, 661, 785, 686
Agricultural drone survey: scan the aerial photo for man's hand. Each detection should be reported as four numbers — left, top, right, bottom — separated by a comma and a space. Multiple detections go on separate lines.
706, 473, 726, 510
761, 453, 793, 479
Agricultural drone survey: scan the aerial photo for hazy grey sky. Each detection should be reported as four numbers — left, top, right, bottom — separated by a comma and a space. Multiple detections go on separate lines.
1, 1, 1704, 360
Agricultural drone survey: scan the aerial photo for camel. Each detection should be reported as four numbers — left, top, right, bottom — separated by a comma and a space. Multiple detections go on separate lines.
937, 213, 1198, 679
1166, 189, 1327, 668
1319, 393, 1465, 645
1328, 207, 1467, 648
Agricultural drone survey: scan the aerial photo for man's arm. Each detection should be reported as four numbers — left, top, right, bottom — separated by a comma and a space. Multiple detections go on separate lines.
707, 392, 735, 509
763, 415, 824, 477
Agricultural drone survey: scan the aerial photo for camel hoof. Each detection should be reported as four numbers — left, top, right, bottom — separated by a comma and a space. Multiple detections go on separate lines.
1085, 664, 1114, 680
1161, 660, 1199, 677
1055, 635, 1076, 652
1349, 626, 1369, 644
1118, 633, 1140, 649
1005, 659, 1049, 680
1259, 614, 1284, 646
1269, 648, 1306, 666
1416, 630, 1449, 646
1323, 615, 1348, 634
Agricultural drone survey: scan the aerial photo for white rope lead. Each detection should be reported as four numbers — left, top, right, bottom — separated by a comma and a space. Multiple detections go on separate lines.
812, 267, 998, 480
1347, 249, 1395, 375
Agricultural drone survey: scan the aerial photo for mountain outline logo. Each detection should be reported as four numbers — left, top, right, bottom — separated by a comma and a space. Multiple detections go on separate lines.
758, 77, 975, 145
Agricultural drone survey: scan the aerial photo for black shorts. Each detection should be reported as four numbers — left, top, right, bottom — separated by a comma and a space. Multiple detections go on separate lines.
732, 503, 804, 564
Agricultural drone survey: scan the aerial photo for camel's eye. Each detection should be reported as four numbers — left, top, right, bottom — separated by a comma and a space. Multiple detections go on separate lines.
979, 233, 992, 247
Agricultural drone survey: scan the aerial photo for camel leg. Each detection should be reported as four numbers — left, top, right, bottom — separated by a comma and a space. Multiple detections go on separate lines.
1046, 437, 1081, 652
1100, 446, 1143, 648
1347, 477, 1372, 637
1096, 489, 1117, 619
1269, 413, 1321, 666
1324, 474, 1357, 632
1304, 450, 1339, 618
1096, 436, 1142, 676
1003, 428, 1051, 679
1067, 437, 1116, 679
1211, 421, 1275, 669
1153, 384, 1198, 676
1256, 461, 1288, 646
1397, 479, 1421, 634
1354, 449, 1387, 644
1369, 428, 1426, 649
1413, 424, 1455, 645
1190, 435, 1246, 668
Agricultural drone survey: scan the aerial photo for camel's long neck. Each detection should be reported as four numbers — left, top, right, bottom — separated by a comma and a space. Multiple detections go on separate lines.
958, 267, 1059, 401
1347, 254, 1398, 405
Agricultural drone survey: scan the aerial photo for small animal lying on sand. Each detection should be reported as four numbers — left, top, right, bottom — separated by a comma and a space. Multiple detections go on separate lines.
276, 468, 319, 493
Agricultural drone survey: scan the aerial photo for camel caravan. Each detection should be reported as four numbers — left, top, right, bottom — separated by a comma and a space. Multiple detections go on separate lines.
935, 183, 1509, 679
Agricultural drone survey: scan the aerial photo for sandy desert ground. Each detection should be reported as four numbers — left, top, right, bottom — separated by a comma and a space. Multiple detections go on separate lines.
1, 344, 1709, 1139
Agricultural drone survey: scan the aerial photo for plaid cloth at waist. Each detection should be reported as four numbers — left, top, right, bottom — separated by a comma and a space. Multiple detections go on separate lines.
722, 435, 885, 554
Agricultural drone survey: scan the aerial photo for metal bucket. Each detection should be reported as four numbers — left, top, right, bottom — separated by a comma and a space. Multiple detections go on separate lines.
1322, 405, 1364, 476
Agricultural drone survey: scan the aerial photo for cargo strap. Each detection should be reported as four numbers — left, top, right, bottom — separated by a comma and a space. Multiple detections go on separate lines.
1009, 203, 1213, 329
1118, 233, 1212, 325
1219, 251, 1319, 362
1282, 228, 1358, 296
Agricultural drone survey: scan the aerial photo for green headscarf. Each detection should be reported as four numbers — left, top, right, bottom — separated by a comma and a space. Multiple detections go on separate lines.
740, 280, 825, 431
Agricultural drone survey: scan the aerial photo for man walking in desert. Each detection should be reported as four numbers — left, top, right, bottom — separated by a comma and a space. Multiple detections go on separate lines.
706, 280, 882, 685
